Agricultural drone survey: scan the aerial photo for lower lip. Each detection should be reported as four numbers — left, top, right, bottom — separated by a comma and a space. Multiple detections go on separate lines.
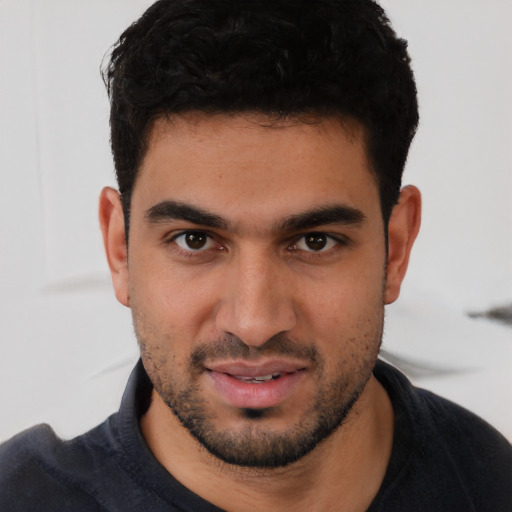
207, 370, 305, 409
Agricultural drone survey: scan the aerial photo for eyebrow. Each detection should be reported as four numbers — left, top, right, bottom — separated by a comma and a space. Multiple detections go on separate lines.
276, 205, 366, 232
145, 201, 228, 229
145, 200, 365, 232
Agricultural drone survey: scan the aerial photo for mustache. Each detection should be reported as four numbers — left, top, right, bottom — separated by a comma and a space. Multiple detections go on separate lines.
189, 333, 320, 369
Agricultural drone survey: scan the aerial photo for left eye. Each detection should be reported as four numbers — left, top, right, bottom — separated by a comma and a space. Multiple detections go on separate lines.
174, 231, 216, 251
292, 234, 338, 252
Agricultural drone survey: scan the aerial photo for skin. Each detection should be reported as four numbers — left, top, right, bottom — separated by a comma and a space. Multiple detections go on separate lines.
99, 113, 421, 511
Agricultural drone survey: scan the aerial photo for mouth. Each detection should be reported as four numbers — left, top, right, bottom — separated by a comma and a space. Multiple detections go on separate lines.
204, 361, 307, 409
230, 372, 284, 384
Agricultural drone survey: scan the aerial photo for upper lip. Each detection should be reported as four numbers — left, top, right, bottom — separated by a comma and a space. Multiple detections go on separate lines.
205, 360, 307, 377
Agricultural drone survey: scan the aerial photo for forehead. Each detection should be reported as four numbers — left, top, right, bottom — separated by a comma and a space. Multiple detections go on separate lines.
133, 113, 380, 226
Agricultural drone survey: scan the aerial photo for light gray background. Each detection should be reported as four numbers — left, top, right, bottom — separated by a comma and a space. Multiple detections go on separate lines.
1, 0, 511, 442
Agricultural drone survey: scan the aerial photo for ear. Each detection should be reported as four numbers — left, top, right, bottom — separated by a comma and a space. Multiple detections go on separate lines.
99, 187, 130, 307
384, 185, 421, 305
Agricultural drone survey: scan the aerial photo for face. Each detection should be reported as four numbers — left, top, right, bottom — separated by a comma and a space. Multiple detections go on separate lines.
121, 114, 390, 467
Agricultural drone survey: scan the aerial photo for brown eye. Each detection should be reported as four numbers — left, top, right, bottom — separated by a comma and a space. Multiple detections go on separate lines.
293, 233, 338, 253
304, 234, 327, 251
185, 233, 207, 249
175, 231, 214, 251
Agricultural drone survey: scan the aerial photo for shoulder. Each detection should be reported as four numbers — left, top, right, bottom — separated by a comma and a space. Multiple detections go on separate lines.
375, 359, 512, 461
374, 360, 512, 511
415, 389, 512, 510
0, 423, 65, 483
0, 423, 111, 511
416, 387, 512, 474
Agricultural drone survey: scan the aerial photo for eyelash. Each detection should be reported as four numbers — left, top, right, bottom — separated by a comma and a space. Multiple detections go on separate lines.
165, 230, 348, 259
167, 230, 222, 257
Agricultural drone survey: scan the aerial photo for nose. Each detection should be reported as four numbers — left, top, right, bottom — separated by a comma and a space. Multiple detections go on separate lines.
214, 249, 297, 347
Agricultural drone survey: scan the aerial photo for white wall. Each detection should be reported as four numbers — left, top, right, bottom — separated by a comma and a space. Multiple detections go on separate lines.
380, 0, 512, 440
1, 0, 511, 442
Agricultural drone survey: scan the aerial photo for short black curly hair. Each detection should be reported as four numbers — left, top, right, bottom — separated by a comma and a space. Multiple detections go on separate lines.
103, 0, 418, 231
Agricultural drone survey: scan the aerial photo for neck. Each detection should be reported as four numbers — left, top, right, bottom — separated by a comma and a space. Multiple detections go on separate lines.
141, 375, 393, 512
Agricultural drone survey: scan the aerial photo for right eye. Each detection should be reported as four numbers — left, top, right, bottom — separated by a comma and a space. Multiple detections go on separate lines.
173, 231, 216, 252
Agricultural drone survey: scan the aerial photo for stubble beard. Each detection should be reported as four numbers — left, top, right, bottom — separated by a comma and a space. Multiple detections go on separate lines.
137, 327, 383, 469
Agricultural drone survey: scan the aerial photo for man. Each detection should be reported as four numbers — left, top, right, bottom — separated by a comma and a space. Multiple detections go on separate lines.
1, 0, 511, 510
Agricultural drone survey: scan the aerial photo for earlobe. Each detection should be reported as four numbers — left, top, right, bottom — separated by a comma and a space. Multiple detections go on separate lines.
99, 187, 130, 307
384, 185, 421, 305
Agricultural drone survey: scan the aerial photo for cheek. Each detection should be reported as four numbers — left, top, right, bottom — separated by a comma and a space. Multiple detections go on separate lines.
314, 291, 384, 382
302, 262, 385, 329
128, 258, 222, 349
299, 268, 385, 376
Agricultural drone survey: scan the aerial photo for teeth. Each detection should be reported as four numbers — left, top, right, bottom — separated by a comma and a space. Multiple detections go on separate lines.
233, 373, 281, 383
254, 374, 276, 381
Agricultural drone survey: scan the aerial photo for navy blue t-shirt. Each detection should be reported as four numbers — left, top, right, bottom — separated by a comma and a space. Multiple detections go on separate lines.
1, 360, 511, 511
